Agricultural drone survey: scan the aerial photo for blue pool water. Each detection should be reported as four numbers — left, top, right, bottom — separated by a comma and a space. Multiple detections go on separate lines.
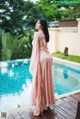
0, 59, 80, 112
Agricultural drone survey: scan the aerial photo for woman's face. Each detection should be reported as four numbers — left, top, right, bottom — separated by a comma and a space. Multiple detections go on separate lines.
35, 20, 42, 30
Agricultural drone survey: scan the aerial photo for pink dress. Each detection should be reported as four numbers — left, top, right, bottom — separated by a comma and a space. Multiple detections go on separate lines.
29, 31, 55, 116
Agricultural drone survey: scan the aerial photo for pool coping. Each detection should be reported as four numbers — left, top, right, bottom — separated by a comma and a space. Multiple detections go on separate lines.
52, 56, 80, 68
0, 57, 80, 117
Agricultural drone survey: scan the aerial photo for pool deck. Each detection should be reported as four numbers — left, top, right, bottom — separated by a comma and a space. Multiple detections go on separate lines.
3, 93, 80, 119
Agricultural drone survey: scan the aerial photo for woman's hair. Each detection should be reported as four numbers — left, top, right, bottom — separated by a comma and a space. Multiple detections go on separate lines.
39, 18, 49, 43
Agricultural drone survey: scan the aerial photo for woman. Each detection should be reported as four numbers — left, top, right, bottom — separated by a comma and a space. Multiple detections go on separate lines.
29, 18, 55, 116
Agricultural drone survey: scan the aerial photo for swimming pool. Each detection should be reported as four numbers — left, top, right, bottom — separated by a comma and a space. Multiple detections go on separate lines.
0, 59, 80, 112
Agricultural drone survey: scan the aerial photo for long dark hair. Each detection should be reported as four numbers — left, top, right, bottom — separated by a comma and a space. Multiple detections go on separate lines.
39, 18, 49, 43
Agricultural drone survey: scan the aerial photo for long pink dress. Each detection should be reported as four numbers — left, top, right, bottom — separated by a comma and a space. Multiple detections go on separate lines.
29, 31, 55, 116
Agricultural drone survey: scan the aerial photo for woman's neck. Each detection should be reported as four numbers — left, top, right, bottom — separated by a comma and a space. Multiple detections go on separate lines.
38, 29, 43, 32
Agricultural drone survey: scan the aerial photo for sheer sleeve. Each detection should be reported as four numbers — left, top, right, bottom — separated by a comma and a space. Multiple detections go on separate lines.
29, 32, 40, 77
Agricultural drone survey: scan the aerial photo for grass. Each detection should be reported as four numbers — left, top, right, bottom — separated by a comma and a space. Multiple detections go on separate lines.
52, 51, 80, 63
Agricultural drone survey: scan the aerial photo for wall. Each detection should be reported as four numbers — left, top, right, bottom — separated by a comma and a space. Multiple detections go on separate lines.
48, 19, 80, 56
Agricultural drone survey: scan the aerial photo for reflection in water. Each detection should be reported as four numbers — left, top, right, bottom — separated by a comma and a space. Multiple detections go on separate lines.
1, 67, 8, 74
0, 78, 32, 112
12, 64, 15, 68
8, 70, 14, 77
53, 63, 80, 96
0, 62, 8, 67
0, 60, 32, 112
63, 67, 68, 79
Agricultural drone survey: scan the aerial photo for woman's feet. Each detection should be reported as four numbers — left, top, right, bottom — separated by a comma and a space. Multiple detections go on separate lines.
33, 111, 43, 116
33, 106, 51, 116
47, 106, 51, 110
43, 106, 51, 112
33, 109, 43, 116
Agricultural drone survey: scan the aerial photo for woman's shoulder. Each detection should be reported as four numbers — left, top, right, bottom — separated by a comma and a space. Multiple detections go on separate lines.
34, 31, 45, 37
34, 32, 42, 39
34, 31, 41, 36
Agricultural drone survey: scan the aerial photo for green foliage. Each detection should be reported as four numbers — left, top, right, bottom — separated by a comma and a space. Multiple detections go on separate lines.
0, 28, 3, 60
0, 0, 80, 31
0, 0, 42, 61
52, 51, 80, 63
54, 0, 80, 3
36, 0, 80, 21
0, 30, 34, 61
0, 0, 42, 35
0, 0, 80, 61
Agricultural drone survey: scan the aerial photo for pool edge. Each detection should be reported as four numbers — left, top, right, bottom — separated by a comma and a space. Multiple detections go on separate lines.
52, 57, 80, 68
6, 90, 80, 116
56, 90, 80, 99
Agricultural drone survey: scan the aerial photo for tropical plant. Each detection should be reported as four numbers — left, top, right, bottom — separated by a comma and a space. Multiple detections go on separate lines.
1, 30, 34, 61
0, 28, 3, 60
